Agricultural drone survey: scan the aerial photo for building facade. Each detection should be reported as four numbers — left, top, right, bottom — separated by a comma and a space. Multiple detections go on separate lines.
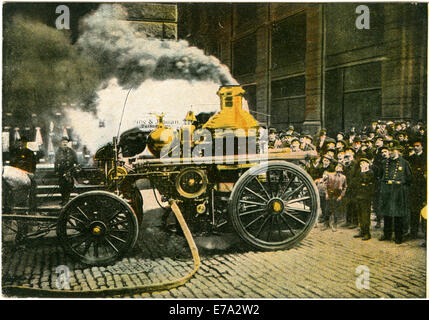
178, 3, 427, 135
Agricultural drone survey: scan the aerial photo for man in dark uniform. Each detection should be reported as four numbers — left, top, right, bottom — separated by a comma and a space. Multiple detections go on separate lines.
341, 148, 359, 228
353, 158, 375, 240
372, 140, 388, 228
9, 136, 38, 212
55, 136, 78, 205
378, 144, 412, 244
408, 140, 427, 239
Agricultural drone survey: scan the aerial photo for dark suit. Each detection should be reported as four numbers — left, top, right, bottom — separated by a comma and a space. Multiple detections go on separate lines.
408, 151, 427, 237
379, 156, 412, 242
354, 170, 375, 236
55, 146, 78, 204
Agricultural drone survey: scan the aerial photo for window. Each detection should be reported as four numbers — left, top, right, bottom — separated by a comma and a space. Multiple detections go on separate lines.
271, 13, 306, 70
271, 76, 305, 129
324, 61, 382, 133
233, 34, 257, 76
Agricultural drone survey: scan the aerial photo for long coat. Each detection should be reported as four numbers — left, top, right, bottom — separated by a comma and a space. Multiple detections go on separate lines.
408, 151, 427, 211
379, 156, 412, 217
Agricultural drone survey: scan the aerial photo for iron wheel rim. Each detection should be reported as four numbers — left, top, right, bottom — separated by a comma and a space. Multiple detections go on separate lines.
229, 161, 319, 250
57, 191, 138, 265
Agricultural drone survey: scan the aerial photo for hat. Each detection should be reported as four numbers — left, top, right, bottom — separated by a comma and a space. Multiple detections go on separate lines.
61, 136, 70, 142
304, 134, 313, 141
359, 158, 370, 164
322, 154, 334, 161
269, 128, 277, 133
326, 138, 336, 146
290, 138, 300, 145
337, 132, 345, 138
413, 139, 423, 146
335, 162, 344, 169
287, 125, 294, 131
336, 140, 347, 148
18, 136, 29, 142
390, 141, 403, 152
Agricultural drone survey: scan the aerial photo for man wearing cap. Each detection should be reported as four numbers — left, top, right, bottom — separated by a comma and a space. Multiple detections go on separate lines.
347, 129, 357, 145
337, 132, 346, 143
290, 138, 302, 153
372, 141, 388, 228
341, 149, 359, 228
314, 129, 328, 154
408, 140, 427, 239
268, 128, 277, 149
55, 136, 78, 205
353, 158, 375, 240
300, 132, 315, 152
379, 144, 412, 244
336, 140, 347, 155
352, 138, 367, 162
286, 125, 295, 136
314, 154, 334, 225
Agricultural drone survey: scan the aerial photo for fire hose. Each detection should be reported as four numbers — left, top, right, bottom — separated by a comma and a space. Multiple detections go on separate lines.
2, 200, 201, 298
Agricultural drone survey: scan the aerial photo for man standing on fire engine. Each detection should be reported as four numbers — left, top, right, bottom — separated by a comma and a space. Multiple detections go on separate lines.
55, 136, 78, 206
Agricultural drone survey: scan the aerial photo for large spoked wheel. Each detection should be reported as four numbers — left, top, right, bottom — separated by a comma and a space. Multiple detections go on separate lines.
57, 191, 139, 266
229, 161, 319, 251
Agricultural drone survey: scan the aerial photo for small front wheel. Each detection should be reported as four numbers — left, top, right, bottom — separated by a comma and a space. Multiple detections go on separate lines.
57, 191, 139, 266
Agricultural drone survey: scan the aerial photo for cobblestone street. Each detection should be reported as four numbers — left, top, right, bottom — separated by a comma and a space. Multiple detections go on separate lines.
2, 189, 427, 299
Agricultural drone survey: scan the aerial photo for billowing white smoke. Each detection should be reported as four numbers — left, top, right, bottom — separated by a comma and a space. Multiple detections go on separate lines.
77, 4, 237, 88
66, 79, 225, 153
65, 4, 245, 154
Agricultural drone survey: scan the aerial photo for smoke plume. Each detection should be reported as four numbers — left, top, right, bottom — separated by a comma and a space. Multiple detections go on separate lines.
66, 4, 243, 154
77, 4, 237, 88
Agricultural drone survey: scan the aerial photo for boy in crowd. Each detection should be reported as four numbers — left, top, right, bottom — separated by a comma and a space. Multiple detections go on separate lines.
353, 158, 375, 240
322, 162, 347, 232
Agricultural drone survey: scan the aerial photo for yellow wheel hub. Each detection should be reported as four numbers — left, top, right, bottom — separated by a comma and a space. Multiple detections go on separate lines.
272, 201, 283, 213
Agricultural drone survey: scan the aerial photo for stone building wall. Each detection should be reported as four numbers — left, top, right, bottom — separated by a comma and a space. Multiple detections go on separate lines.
177, 3, 427, 135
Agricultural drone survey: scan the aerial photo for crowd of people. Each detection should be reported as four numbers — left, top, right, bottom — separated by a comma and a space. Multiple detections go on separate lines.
4, 118, 427, 248
267, 120, 427, 246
